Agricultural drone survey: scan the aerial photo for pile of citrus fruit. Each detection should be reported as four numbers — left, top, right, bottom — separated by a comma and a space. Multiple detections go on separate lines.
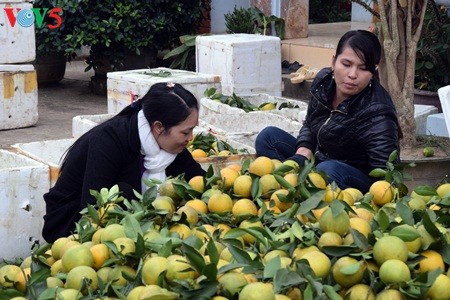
187, 132, 250, 159
1, 156, 449, 300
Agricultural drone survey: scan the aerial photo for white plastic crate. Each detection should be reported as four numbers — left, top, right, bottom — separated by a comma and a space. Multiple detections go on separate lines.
200, 93, 308, 122
199, 113, 301, 150
438, 85, 450, 136
0, 149, 49, 260
107, 67, 221, 114
11, 138, 76, 187
196, 34, 282, 96
0, 64, 38, 129
414, 104, 439, 135
0, 2, 36, 63
72, 113, 115, 138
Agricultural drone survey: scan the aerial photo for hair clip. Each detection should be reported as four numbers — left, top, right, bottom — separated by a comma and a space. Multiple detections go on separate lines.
166, 82, 175, 88
130, 91, 140, 108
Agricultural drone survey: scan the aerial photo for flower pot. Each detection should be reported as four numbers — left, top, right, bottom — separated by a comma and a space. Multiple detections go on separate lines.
89, 48, 157, 95
34, 51, 67, 85
413, 89, 442, 113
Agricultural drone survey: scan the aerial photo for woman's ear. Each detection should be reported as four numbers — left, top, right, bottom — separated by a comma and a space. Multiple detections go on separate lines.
331, 55, 336, 69
153, 121, 164, 135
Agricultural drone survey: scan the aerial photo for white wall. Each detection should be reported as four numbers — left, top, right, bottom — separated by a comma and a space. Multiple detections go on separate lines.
210, 0, 251, 34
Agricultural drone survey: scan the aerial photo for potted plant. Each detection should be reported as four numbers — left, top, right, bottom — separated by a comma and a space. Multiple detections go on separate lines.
413, 2, 450, 112
33, 0, 81, 84
63, 0, 208, 95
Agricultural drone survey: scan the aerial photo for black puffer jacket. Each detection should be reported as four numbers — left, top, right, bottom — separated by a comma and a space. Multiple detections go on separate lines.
296, 67, 400, 175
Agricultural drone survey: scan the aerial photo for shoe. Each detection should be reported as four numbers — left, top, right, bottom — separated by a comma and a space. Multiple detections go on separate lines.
289, 61, 302, 72
282, 60, 291, 74
290, 65, 320, 84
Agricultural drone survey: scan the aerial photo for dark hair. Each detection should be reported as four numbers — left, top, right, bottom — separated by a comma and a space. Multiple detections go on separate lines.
59, 83, 198, 171
140, 82, 199, 132
335, 30, 381, 74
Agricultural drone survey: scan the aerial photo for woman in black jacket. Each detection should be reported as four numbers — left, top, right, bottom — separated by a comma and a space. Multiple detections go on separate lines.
255, 30, 400, 193
42, 82, 206, 243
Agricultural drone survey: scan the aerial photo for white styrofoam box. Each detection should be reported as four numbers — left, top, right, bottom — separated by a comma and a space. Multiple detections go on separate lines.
72, 113, 115, 138
199, 112, 301, 150
426, 113, 449, 137
107, 67, 221, 114
200, 93, 308, 122
0, 64, 38, 129
0, 2, 36, 63
414, 104, 439, 135
196, 34, 282, 97
438, 85, 450, 136
0, 149, 49, 260
11, 138, 76, 187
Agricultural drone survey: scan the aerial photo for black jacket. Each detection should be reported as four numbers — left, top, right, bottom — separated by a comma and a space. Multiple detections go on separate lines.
42, 111, 205, 243
297, 68, 400, 174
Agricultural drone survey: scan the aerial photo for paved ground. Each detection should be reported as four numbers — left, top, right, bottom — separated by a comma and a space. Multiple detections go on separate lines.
0, 60, 108, 149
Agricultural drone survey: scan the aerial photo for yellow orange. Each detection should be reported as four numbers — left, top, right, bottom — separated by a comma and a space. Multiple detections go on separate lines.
188, 175, 205, 193
184, 198, 209, 214
208, 193, 233, 213
369, 180, 394, 206
248, 156, 275, 177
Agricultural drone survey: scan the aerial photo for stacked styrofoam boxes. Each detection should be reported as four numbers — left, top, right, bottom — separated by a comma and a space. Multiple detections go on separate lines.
11, 138, 76, 187
0, 1, 38, 130
0, 150, 49, 260
196, 34, 282, 97
107, 67, 221, 114
0, 1, 36, 64
199, 113, 302, 152
200, 93, 308, 123
0, 64, 38, 129
414, 104, 439, 135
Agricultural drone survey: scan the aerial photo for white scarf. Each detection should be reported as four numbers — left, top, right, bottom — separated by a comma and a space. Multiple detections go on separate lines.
138, 110, 176, 193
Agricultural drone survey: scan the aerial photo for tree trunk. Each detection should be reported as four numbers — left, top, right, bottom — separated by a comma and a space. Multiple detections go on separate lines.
376, 0, 428, 149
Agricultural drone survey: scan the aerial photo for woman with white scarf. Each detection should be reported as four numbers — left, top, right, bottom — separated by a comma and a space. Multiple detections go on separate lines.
42, 82, 206, 243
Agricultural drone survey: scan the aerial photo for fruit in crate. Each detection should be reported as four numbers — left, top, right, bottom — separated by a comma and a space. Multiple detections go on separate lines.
187, 132, 249, 157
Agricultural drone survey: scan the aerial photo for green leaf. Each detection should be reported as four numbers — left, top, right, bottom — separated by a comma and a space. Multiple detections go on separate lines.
320, 245, 357, 257
124, 214, 143, 239
390, 226, 421, 242
330, 199, 346, 217
377, 209, 390, 231
206, 238, 220, 265
296, 191, 324, 215
263, 256, 281, 279
323, 285, 342, 300
227, 244, 253, 264
414, 185, 438, 196
339, 261, 363, 275
182, 243, 205, 273
251, 176, 262, 199
396, 200, 415, 225
291, 221, 305, 240
388, 150, 398, 162
350, 228, 369, 251
422, 212, 442, 238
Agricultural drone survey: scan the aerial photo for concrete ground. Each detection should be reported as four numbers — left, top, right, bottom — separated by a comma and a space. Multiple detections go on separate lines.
0, 60, 108, 149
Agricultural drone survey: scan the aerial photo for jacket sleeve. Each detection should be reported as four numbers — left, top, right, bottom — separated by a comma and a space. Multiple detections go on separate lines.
357, 112, 400, 171
295, 97, 319, 152
166, 148, 206, 181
